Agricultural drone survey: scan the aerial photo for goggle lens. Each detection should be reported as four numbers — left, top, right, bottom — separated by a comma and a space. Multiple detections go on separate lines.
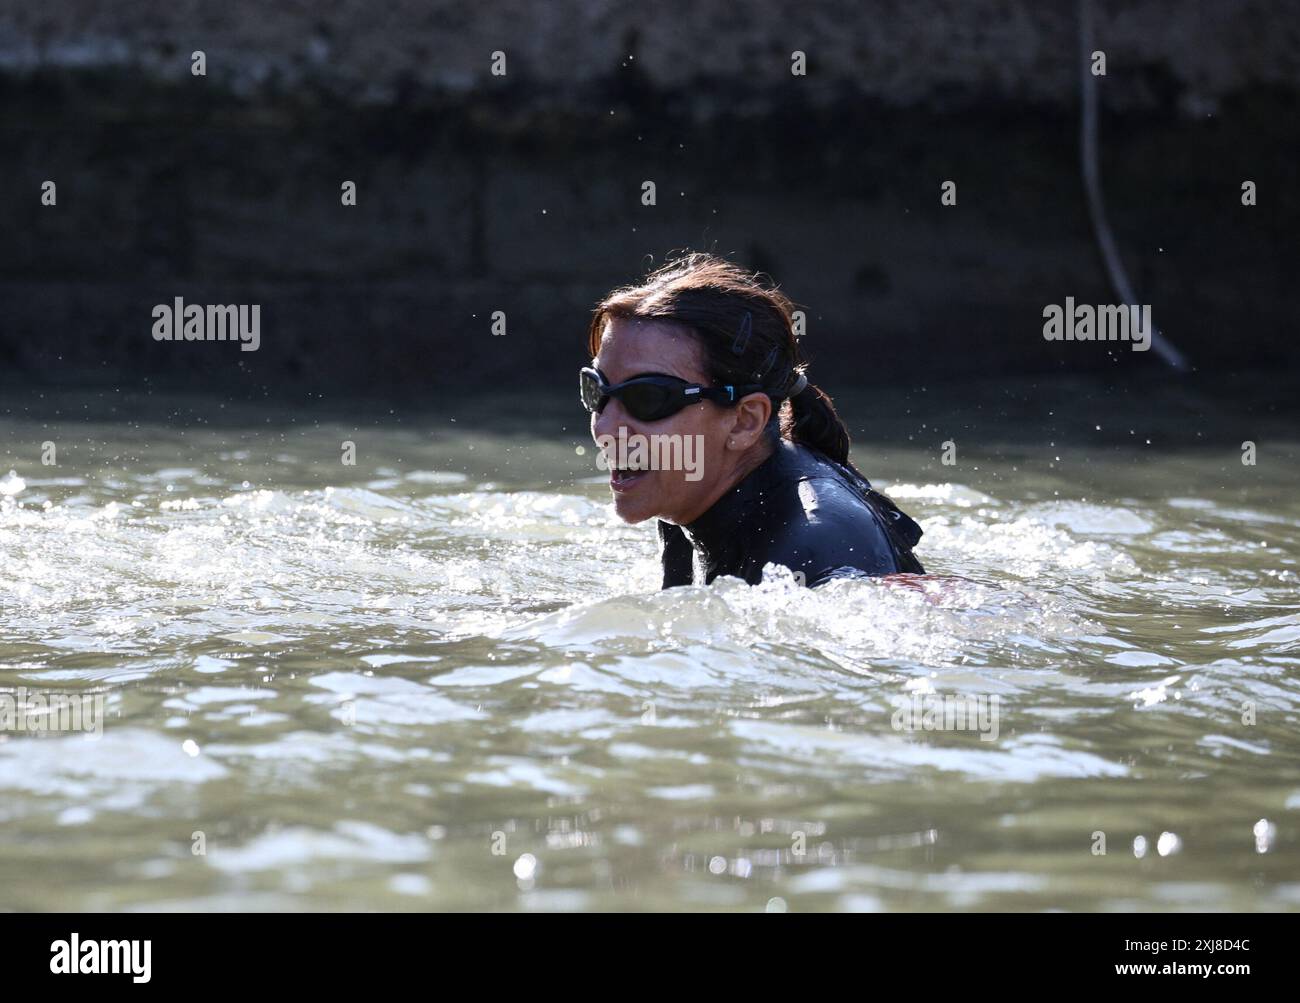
579, 368, 605, 412
581, 368, 681, 421
617, 383, 677, 421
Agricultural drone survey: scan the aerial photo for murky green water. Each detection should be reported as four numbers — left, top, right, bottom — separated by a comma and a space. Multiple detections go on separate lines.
1, 381, 1297, 911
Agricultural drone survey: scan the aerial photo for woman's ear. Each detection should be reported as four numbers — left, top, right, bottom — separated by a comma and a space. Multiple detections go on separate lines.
727, 392, 772, 448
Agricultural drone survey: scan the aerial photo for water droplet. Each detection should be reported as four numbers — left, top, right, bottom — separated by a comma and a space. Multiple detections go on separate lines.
513, 853, 537, 880
1253, 818, 1276, 854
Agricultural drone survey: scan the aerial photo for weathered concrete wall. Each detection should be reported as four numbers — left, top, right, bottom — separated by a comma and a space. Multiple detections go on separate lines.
1, 1, 1297, 396
4, 0, 1298, 111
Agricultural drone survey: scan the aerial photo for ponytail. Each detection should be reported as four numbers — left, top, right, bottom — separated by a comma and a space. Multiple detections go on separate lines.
786, 377, 852, 467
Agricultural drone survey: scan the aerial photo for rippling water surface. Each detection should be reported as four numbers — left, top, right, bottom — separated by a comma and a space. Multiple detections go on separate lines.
1, 384, 1298, 911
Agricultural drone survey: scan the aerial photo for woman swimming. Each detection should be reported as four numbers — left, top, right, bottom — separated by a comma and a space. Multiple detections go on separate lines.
580, 252, 924, 589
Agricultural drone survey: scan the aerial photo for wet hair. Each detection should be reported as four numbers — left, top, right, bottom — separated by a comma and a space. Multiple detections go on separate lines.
586, 251, 853, 466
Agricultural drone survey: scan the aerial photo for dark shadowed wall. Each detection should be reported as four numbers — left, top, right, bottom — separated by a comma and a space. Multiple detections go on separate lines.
2, 0, 1297, 397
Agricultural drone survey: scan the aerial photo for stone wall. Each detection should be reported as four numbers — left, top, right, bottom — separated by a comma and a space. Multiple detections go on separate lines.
1, 0, 1297, 396
4, 1, 1297, 111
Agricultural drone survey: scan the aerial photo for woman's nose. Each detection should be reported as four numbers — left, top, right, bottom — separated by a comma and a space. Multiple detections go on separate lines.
591, 399, 631, 441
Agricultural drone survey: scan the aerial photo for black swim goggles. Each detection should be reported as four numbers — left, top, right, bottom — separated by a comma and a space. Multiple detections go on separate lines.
580, 366, 764, 422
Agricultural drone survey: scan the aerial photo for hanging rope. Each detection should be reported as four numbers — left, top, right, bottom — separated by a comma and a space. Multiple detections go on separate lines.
1079, 0, 1189, 370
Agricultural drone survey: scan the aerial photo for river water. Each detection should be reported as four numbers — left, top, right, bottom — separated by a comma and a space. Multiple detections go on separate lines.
1, 380, 1297, 911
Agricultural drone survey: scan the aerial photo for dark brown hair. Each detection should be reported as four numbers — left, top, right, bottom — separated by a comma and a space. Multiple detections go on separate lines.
586, 251, 854, 466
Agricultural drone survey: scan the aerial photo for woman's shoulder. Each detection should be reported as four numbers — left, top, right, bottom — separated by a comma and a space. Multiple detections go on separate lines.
755, 444, 914, 582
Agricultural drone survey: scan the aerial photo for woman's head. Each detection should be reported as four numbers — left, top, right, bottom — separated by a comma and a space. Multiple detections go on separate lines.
585, 252, 854, 525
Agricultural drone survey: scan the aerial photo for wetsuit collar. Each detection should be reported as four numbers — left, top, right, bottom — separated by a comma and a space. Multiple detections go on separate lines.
681, 440, 795, 562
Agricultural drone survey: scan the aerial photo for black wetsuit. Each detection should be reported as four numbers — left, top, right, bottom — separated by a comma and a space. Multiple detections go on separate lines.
658, 439, 924, 588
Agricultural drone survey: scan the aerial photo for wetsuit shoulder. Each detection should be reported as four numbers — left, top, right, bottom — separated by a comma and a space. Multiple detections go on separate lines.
758, 472, 905, 586
666, 441, 924, 589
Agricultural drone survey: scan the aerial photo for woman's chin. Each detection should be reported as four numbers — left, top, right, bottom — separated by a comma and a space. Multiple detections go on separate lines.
610, 487, 663, 524
612, 496, 657, 523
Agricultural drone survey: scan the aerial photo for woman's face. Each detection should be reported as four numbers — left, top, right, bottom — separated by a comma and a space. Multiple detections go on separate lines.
590, 317, 770, 525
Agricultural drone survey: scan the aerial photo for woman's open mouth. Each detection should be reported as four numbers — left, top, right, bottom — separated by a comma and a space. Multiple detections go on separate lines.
610, 467, 650, 492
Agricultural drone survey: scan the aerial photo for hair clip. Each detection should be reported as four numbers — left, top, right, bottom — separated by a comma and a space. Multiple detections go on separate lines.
731, 311, 752, 355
